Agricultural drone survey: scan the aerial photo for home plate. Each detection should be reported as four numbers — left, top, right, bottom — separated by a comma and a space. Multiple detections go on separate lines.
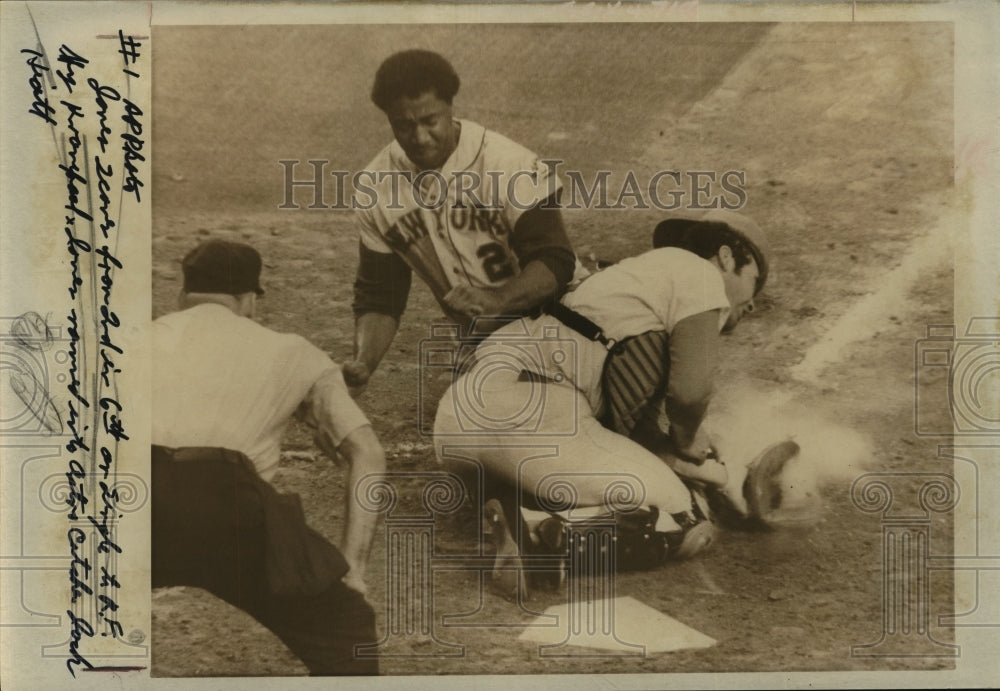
517, 596, 716, 653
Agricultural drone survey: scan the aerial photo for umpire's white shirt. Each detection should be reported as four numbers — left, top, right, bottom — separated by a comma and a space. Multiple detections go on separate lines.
152, 303, 367, 481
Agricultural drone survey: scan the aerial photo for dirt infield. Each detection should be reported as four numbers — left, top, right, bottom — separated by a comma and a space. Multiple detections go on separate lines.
151, 22, 955, 677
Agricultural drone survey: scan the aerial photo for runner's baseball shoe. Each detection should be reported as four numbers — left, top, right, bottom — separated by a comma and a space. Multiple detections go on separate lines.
663, 488, 716, 560
483, 498, 527, 601
708, 440, 801, 529
745, 440, 801, 521
663, 516, 716, 560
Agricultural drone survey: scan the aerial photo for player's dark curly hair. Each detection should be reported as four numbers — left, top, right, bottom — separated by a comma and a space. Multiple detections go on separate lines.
654, 221, 755, 272
371, 50, 461, 112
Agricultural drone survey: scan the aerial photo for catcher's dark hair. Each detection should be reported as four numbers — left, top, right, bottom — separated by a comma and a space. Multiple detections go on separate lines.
654, 221, 755, 273
371, 50, 460, 112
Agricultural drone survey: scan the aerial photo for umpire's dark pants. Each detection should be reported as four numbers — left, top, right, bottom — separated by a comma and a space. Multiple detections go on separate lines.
151, 446, 377, 676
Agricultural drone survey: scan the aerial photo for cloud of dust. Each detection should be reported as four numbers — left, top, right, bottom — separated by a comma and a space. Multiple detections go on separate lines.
705, 380, 875, 515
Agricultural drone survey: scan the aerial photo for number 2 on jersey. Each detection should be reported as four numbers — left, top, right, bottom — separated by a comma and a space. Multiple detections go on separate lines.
477, 242, 517, 283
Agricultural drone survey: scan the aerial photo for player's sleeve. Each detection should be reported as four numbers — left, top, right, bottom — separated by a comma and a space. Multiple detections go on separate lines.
353, 197, 413, 318
509, 190, 576, 289
356, 202, 395, 253
352, 189, 412, 320
352, 239, 412, 320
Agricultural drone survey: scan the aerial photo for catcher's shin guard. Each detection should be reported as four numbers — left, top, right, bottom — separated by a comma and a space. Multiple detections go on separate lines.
604, 489, 716, 570
484, 489, 717, 600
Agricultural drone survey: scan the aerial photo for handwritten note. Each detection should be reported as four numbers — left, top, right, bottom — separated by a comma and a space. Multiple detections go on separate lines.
2, 3, 999, 689
16, 19, 147, 677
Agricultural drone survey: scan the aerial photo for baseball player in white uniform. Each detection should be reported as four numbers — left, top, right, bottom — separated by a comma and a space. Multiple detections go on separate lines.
345, 49, 583, 393
434, 211, 797, 591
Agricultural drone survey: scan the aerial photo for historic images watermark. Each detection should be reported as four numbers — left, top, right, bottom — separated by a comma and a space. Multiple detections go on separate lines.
417, 319, 578, 437
352, 468, 649, 659
914, 318, 1000, 437
848, 318, 1000, 658
850, 472, 960, 658
276, 159, 748, 212
351, 320, 651, 658
1, 312, 65, 437
357, 307, 1000, 661
1, 310, 148, 663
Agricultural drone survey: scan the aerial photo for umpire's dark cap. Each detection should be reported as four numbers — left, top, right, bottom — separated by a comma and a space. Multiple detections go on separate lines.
653, 209, 769, 295
182, 240, 265, 296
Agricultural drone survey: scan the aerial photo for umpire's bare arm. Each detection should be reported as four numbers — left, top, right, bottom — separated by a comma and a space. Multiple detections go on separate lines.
303, 368, 387, 593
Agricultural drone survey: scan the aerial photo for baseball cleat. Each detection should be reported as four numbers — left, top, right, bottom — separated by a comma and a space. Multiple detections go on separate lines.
483, 498, 528, 601
705, 440, 800, 530
743, 440, 801, 526
663, 517, 717, 560
664, 491, 717, 560
532, 515, 569, 589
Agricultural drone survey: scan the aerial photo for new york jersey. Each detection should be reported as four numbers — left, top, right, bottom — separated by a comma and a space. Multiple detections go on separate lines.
355, 120, 561, 297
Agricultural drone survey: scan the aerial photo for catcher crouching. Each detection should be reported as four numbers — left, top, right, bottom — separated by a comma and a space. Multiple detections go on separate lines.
433, 210, 799, 598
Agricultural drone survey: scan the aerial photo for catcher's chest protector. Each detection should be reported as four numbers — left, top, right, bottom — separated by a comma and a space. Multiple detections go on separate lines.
599, 329, 670, 436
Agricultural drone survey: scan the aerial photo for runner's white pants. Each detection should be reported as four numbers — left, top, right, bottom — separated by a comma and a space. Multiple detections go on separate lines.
433, 366, 693, 525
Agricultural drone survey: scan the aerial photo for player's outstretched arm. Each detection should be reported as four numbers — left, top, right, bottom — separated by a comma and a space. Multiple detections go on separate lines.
504, 200, 576, 311
345, 312, 400, 395
349, 242, 412, 393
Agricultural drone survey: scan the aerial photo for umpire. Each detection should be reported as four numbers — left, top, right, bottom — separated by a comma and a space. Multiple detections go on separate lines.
152, 240, 385, 675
